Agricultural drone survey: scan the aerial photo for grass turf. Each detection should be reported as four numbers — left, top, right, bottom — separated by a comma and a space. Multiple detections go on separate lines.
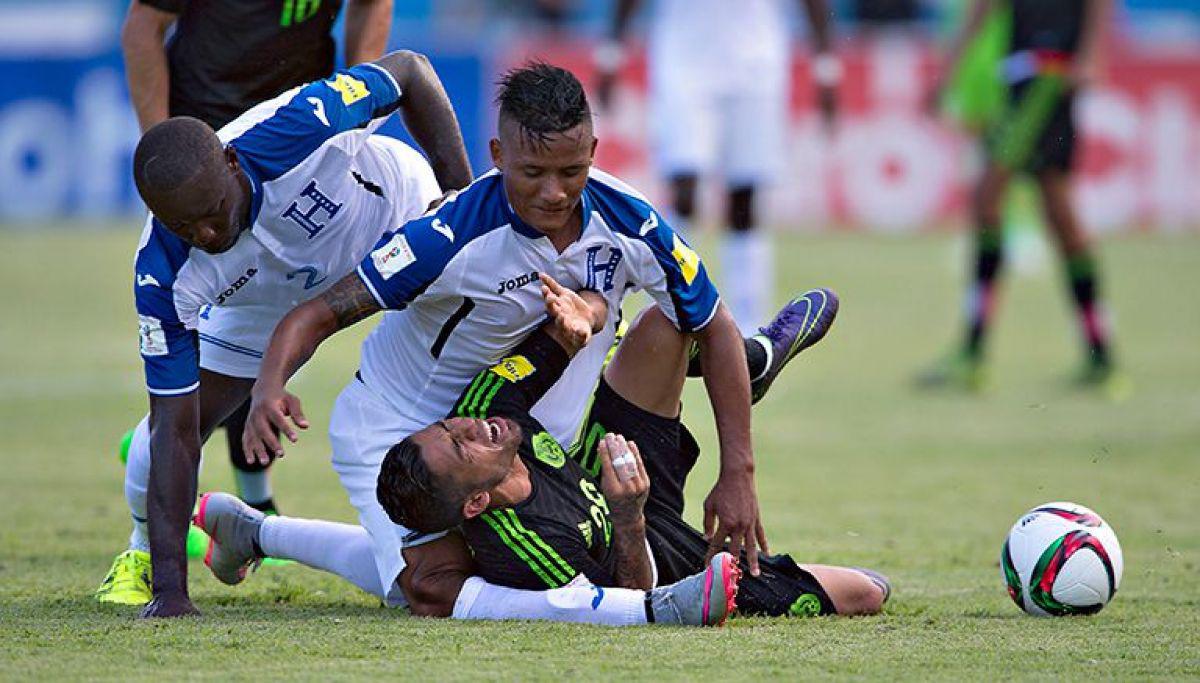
0, 228, 1197, 680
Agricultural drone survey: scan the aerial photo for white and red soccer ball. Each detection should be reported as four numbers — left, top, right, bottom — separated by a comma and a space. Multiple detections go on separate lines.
1001, 502, 1123, 617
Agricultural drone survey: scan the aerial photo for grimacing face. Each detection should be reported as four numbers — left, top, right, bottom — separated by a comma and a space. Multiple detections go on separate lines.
490, 118, 597, 236
150, 146, 251, 255
409, 416, 524, 513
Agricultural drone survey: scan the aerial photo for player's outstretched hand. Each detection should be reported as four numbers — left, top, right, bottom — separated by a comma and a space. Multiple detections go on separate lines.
539, 273, 605, 351
598, 433, 649, 527
243, 386, 309, 466
703, 470, 769, 576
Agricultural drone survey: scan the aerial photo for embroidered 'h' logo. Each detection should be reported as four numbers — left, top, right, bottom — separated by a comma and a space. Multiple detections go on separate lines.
585, 245, 623, 293
282, 180, 342, 239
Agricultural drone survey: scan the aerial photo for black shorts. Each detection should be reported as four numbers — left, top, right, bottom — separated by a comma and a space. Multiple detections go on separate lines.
986, 75, 1077, 173
574, 378, 836, 617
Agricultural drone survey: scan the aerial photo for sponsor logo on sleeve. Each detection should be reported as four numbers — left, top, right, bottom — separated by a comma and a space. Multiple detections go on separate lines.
325, 73, 370, 106
138, 315, 168, 357
671, 234, 700, 286
371, 233, 416, 280
490, 354, 535, 382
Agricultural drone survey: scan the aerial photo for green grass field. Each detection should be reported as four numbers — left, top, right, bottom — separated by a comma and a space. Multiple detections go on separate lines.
1, 227, 1197, 680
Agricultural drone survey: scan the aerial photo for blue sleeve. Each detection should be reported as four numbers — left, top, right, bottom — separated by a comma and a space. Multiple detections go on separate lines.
355, 211, 456, 310
134, 221, 199, 395
641, 219, 720, 332
587, 180, 720, 332
232, 63, 402, 182
355, 177, 506, 309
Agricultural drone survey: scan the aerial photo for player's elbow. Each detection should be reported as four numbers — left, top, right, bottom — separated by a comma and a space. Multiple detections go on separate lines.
401, 570, 461, 618
376, 49, 433, 92
120, 3, 171, 51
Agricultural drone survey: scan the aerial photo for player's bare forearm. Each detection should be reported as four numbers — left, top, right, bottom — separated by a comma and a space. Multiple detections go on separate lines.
374, 50, 473, 192
611, 518, 654, 590
257, 274, 377, 391
942, 0, 996, 78
697, 304, 754, 476
608, 0, 642, 41
120, 1, 176, 132
800, 0, 835, 54
1076, 0, 1112, 85
343, 0, 393, 66
144, 392, 202, 601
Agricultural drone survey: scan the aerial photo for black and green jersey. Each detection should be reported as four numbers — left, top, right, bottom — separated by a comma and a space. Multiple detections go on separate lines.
139, 0, 345, 130
452, 330, 619, 590
1009, 0, 1088, 57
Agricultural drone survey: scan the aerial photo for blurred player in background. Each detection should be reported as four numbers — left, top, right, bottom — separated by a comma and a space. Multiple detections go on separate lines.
106, 0, 393, 589
595, 0, 838, 333
924, 0, 1125, 395
99, 52, 472, 617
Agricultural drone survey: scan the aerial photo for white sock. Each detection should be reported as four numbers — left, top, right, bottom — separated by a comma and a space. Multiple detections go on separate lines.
123, 416, 152, 553
721, 230, 773, 335
452, 575, 648, 626
259, 516, 387, 599
233, 469, 272, 507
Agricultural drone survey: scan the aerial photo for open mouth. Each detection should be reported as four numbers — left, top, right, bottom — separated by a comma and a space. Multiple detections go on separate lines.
487, 421, 500, 443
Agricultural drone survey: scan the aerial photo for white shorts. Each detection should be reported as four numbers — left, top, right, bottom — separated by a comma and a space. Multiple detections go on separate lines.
650, 64, 788, 186
329, 377, 445, 608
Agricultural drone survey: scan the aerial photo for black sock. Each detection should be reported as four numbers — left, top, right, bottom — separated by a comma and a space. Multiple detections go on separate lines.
644, 594, 656, 623
964, 225, 1004, 360
1065, 252, 1110, 367
246, 497, 277, 514
685, 338, 768, 378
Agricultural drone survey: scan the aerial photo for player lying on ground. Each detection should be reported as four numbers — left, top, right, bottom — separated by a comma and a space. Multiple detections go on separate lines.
103, 50, 473, 617
236, 63, 778, 620
198, 283, 883, 624
200, 277, 745, 625
373, 290, 887, 620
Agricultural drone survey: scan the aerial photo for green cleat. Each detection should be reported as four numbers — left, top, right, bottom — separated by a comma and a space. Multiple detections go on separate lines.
1075, 362, 1131, 402
916, 352, 989, 392
117, 429, 134, 466
95, 549, 152, 605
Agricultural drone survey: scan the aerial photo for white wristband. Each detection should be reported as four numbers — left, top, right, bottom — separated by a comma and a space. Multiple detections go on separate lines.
813, 53, 843, 86
594, 41, 627, 72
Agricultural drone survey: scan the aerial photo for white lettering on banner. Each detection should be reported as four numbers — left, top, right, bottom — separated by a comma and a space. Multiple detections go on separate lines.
0, 100, 72, 217
0, 65, 139, 220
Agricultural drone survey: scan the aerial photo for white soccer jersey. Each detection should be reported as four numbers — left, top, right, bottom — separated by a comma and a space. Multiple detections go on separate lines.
134, 63, 440, 395
354, 168, 720, 446
649, 0, 789, 86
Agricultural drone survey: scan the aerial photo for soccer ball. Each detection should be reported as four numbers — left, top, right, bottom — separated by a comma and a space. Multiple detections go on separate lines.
1000, 501, 1123, 616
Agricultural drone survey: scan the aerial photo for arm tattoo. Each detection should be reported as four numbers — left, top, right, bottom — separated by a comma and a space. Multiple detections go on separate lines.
320, 275, 381, 328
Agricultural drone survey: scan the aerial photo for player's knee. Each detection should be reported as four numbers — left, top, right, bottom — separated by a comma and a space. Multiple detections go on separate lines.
402, 569, 463, 618
834, 573, 885, 616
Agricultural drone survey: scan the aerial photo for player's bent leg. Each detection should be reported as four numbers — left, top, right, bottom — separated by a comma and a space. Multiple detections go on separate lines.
602, 305, 692, 419
802, 564, 889, 616
399, 534, 474, 617
222, 398, 278, 513
97, 417, 155, 605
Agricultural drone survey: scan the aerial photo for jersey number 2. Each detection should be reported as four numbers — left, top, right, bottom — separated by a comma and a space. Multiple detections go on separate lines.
430, 296, 475, 359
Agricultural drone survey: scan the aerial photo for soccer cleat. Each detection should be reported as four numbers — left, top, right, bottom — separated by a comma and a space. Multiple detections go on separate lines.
1075, 361, 1131, 402
95, 549, 152, 605
193, 492, 265, 585
648, 552, 740, 626
750, 288, 840, 404
916, 351, 989, 392
117, 429, 134, 466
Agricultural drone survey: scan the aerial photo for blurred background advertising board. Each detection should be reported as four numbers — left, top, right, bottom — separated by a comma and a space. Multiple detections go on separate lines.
0, 0, 1197, 232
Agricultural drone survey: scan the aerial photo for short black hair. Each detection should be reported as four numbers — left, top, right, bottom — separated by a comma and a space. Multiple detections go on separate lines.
377, 436, 467, 534
132, 116, 223, 202
496, 61, 591, 149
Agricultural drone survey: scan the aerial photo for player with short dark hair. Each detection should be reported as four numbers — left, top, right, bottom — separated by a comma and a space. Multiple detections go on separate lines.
923, 0, 1125, 396
368, 288, 887, 620
233, 62, 793, 622
103, 0, 394, 608
104, 51, 472, 618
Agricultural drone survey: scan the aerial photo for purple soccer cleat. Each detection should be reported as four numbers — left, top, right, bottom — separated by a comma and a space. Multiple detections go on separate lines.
751, 288, 840, 404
